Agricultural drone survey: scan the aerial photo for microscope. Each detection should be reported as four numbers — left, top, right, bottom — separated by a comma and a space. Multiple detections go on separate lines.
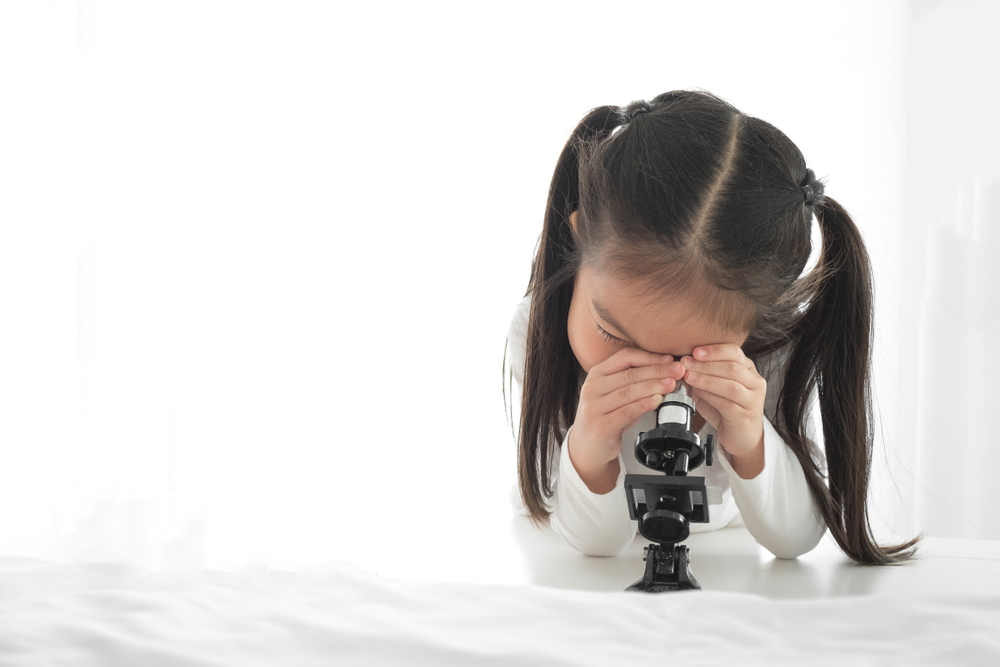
624, 380, 717, 592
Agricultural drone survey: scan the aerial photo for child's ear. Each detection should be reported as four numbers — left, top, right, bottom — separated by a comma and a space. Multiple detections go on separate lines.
569, 210, 578, 234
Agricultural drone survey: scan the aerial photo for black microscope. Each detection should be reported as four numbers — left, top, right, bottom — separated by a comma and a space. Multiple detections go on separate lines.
624, 381, 715, 592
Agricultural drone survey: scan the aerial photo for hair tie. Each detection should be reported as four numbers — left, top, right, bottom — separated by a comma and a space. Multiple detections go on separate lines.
623, 103, 651, 125
801, 168, 821, 207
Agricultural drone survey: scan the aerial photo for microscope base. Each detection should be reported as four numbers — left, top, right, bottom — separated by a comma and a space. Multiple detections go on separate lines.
626, 543, 701, 593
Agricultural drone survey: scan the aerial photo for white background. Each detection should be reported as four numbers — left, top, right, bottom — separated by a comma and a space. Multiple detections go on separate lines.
0, 0, 996, 573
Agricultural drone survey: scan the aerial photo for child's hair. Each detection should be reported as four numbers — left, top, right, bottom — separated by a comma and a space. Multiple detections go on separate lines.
505, 89, 921, 565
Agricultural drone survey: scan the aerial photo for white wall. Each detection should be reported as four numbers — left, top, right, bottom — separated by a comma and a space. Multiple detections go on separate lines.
0, 0, 992, 573
897, 0, 1000, 539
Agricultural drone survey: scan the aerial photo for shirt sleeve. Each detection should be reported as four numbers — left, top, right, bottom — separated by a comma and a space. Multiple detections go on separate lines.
549, 429, 637, 556
505, 296, 530, 517
715, 378, 828, 559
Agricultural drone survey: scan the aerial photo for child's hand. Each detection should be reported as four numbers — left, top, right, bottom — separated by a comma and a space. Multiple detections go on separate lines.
568, 348, 685, 480
679, 344, 767, 475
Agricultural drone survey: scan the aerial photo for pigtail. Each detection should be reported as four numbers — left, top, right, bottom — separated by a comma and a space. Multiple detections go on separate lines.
514, 105, 622, 528
784, 195, 922, 564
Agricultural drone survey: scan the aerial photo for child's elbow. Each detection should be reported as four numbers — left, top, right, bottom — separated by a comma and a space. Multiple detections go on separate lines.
766, 523, 827, 560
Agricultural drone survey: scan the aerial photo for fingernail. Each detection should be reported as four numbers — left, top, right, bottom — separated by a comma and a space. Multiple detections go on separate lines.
662, 355, 673, 363
682, 357, 694, 367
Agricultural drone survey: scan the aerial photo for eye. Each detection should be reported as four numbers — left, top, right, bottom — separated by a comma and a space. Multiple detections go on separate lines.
595, 322, 624, 345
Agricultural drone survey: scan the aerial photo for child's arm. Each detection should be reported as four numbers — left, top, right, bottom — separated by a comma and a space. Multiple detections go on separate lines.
715, 353, 828, 559
683, 346, 826, 558
675, 344, 827, 559
549, 430, 636, 556
548, 346, 685, 557
506, 297, 649, 556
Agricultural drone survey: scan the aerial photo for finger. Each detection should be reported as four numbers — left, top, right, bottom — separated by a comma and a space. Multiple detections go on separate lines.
684, 371, 754, 414
690, 392, 721, 430
597, 359, 685, 396
596, 376, 676, 415
594, 347, 676, 378
605, 391, 664, 435
681, 357, 762, 391
689, 344, 753, 370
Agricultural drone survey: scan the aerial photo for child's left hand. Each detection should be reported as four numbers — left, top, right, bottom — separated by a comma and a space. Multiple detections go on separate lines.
679, 344, 766, 467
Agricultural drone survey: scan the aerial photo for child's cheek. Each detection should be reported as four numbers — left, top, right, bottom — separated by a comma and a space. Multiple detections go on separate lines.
566, 327, 597, 374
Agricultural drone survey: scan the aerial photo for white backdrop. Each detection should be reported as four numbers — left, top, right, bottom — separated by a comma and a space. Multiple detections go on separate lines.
0, 0, 996, 574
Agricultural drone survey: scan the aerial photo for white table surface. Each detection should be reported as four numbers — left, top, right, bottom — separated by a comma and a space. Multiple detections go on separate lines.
360, 514, 1000, 599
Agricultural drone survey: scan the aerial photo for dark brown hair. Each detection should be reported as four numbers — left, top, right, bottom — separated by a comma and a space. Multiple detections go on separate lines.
504, 89, 921, 565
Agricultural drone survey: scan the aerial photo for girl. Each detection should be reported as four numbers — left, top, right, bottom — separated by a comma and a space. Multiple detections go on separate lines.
504, 89, 921, 565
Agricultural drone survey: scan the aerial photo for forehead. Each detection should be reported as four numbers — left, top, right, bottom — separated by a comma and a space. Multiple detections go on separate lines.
583, 263, 747, 353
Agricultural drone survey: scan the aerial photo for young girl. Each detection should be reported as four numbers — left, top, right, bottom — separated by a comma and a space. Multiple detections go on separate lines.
504, 89, 921, 565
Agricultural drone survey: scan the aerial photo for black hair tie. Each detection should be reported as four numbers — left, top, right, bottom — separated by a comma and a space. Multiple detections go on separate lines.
622, 102, 651, 125
801, 168, 822, 207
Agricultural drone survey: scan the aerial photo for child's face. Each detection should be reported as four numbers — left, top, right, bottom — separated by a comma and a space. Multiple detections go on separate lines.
567, 262, 750, 374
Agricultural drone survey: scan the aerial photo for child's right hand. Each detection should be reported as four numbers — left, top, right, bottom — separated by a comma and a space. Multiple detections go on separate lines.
567, 349, 684, 481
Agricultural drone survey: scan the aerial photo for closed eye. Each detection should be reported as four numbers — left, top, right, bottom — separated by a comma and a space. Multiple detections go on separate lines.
595, 322, 625, 345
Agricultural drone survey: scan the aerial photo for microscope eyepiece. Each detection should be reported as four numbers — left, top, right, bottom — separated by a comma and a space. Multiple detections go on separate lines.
656, 381, 695, 428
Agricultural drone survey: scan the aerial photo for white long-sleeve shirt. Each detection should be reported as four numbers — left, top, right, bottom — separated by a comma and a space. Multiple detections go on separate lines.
505, 294, 828, 559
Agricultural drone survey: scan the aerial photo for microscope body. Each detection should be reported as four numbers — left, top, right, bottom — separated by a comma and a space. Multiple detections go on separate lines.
624, 383, 715, 592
